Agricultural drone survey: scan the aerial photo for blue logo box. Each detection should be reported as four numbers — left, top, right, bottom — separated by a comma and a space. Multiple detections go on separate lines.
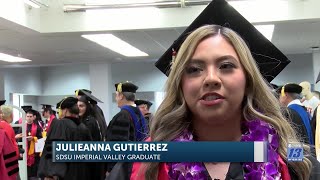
287, 143, 303, 161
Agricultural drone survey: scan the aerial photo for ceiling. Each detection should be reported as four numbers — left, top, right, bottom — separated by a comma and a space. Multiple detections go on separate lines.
0, 1, 320, 68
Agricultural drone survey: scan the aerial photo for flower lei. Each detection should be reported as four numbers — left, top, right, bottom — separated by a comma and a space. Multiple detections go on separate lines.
168, 119, 281, 180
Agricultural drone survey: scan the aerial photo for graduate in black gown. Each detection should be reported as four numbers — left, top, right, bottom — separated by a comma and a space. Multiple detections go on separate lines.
37, 97, 92, 180
78, 93, 105, 180
134, 99, 153, 129
278, 84, 314, 145
17, 109, 42, 179
75, 89, 107, 141
106, 82, 148, 174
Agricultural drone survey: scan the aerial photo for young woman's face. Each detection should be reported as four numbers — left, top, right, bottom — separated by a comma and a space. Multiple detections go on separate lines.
78, 101, 87, 117
181, 35, 246, 124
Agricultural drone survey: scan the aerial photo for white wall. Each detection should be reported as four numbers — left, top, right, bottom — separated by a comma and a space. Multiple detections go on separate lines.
3, 67, 42, 102
272, 54, 314, 85
23, 95, 38, 110
111, 62, 167, 92
41, 64, 90, 95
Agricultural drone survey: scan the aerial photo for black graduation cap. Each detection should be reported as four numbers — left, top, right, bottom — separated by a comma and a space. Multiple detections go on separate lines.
115, 82, 138, 93
21, 105, 32, 113
0, 100, 5, 106
76, 89, 103, 104
75, 89, 92, 96
278, 83, 302, 94
270, 83, 279, 90
58, 97, 78, 109
155, 0, 290, 82
41, 104, 53, 109
135, 99, 153, 109
317, 71, 320, 83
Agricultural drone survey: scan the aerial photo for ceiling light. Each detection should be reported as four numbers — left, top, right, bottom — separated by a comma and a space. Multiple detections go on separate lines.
81, 34, 148, 57
0, 53, 32, 62
24, 0, 40, 8
254, 24, 275, 41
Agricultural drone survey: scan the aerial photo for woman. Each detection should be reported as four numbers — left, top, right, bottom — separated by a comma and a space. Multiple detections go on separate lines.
129, 25, 320, 180
78, 95, 105, 180
78, 95, 103, 141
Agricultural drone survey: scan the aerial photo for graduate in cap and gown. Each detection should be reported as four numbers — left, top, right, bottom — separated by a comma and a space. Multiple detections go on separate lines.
134, 99, 153, 128
37, 97, 92, 180
75, 89, 107, 141
41, 104, 58, 135
127, 0, 320, 179
78, 92, 106, 180
106, 82, 148, 175
278, 84, 313, 145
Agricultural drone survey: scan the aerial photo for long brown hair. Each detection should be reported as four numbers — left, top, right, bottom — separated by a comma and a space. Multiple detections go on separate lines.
142, 25, 311, 179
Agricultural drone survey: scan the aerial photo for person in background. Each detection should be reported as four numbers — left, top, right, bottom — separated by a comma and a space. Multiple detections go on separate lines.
278, 84, 314, 145
106, 82, 148, 175
0, 104, 20, 180
38, 97, 92, 180
75, 89, 107, 141
41, 104, 58, 135
0, 105, 19, 158
17, 109, 42, 180
78, 94, 105, 180
13, 105, 33, 135
134, 99, 153, 127
300, 81, 320, 116
0, 128, 19, 180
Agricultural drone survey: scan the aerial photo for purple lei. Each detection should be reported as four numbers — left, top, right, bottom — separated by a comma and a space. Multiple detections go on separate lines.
168, 119, 281, 180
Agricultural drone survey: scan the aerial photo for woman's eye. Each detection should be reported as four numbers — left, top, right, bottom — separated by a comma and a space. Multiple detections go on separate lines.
220, 62, 236, 69
185, 66, 202, 74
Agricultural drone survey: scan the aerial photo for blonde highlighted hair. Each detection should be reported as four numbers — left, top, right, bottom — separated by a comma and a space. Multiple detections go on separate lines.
142, 25, 311, 179
0, 105, 13, 119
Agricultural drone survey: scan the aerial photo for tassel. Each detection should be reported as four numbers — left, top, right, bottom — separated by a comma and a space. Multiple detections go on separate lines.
117, 83, 122, 93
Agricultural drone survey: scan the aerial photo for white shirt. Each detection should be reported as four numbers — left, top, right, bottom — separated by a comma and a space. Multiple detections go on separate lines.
288, 99, 304, 107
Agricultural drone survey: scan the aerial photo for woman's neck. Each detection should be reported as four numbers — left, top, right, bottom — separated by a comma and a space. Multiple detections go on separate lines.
192, 117, 242, 141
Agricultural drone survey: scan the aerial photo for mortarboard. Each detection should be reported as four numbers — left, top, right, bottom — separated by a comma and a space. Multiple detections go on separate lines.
0, 100, 5, 106
21, 106, 33, 113
41, 104, 53, 109
270, 83, 279, 90
26, 109, 38, 115
58, 97, 78, 109
115, 82, 138, 93
75, 89, 92, 96
155, 0, 290, 82
317, 71, 320, 83
76, 90, 103, 104
135, 99, 153, 109
277, 83, 302, 95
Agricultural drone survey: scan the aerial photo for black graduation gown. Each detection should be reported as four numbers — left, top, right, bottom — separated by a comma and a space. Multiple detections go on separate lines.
81, 115, 105, 180
311, 107, 318, 144
283, 107, 310, 144
105, 107, 141, 173
37, 116, 92, 180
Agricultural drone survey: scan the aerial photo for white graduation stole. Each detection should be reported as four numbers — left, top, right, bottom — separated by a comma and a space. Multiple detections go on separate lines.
315, 106, 320, 161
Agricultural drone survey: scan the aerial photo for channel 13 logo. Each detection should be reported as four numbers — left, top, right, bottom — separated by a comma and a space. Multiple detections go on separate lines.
287, 143, 303, 161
